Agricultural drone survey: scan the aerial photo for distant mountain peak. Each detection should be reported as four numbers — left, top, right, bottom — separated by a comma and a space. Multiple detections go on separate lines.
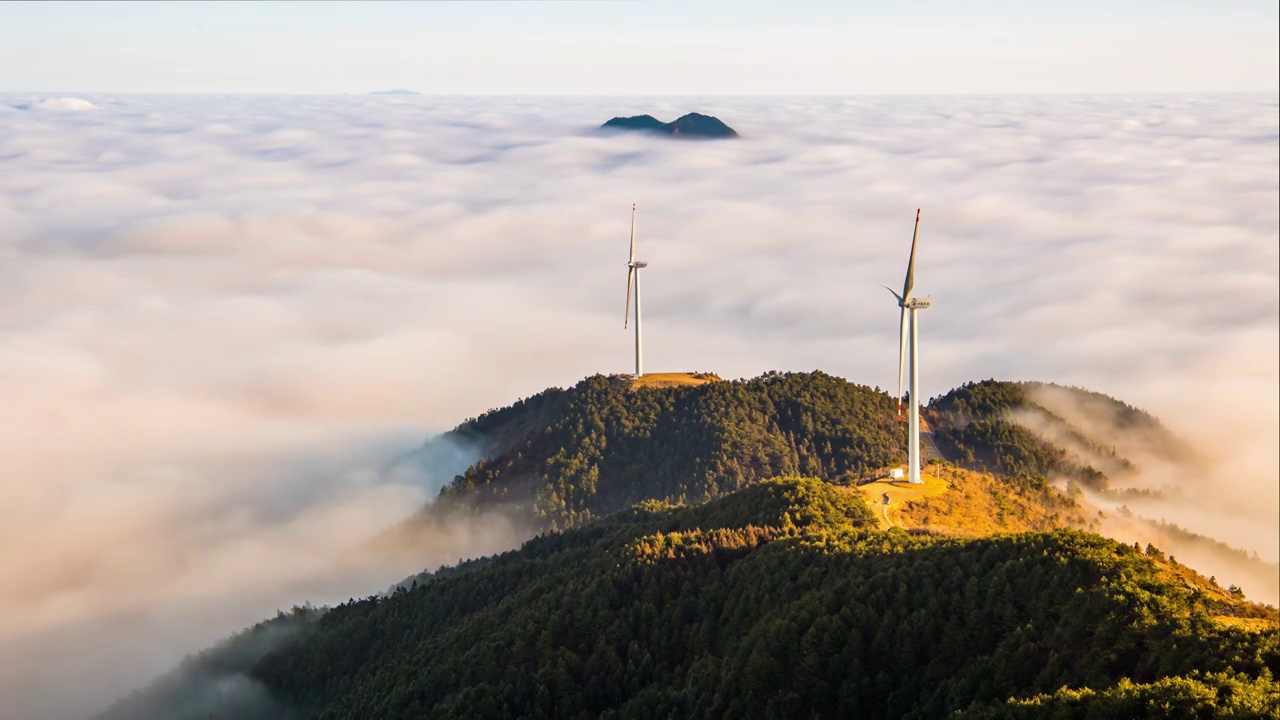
14, 96, 101, 111
601, 112, 738, 139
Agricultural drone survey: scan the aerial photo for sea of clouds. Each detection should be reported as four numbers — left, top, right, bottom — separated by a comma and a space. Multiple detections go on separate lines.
1, 92, 1276, 718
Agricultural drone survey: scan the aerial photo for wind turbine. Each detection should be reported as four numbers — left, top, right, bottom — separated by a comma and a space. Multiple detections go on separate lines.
883, 209, 932, 485
623, 203, 648, 377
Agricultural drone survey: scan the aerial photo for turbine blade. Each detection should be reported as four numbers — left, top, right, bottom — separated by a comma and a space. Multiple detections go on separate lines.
624, 268, 635, 328
628, 203, 637, 263
902, 208, 920, 300
880, 285, 904, 304
897, 306, 908, 416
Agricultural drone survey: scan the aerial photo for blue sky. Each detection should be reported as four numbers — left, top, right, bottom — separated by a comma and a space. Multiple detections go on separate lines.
1, 1, 1277, 94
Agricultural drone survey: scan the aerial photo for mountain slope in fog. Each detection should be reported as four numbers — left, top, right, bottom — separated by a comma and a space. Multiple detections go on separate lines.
100, 372, 1278, 719
105, 478, 1279, 719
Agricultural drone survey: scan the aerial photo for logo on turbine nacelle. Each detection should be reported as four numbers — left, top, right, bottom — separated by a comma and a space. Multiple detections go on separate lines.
905, 298, 932, 309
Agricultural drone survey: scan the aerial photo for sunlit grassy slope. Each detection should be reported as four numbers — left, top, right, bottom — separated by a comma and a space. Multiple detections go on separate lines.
850, 463, 1094, 535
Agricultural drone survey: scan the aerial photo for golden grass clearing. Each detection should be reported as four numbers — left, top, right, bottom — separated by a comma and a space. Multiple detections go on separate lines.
628, 372, 722, 389
852, 471, 950, 530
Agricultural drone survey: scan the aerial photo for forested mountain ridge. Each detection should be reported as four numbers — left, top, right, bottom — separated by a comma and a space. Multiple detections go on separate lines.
378, 371, 1273, 601
401, 373, 1190, 540
100, 479, 1279, 720
420, 371, 906, 530
926, 379, 1191, 489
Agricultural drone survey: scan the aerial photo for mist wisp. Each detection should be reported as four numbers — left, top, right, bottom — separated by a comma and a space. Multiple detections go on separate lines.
1018, 383, 1279, 604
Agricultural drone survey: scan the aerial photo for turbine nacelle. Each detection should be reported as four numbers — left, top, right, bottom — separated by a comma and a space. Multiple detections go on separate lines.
881, 287, 931, 310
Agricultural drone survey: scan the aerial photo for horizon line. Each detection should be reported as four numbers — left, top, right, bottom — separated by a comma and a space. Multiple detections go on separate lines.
3, 90, 1278, 98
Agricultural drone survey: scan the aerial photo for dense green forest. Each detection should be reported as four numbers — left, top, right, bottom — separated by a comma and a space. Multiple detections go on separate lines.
103, 479, 1279, 719
427, 371, 906, 530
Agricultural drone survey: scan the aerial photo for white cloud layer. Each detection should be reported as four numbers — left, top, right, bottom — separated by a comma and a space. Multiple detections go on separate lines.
0, 92, 1276, 718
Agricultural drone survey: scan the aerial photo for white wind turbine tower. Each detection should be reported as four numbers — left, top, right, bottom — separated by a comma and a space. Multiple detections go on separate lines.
884, 209, 933, 485
623, 203, 648, 377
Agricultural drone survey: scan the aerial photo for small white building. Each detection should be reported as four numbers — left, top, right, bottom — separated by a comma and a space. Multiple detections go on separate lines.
888, 468, 905, 480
